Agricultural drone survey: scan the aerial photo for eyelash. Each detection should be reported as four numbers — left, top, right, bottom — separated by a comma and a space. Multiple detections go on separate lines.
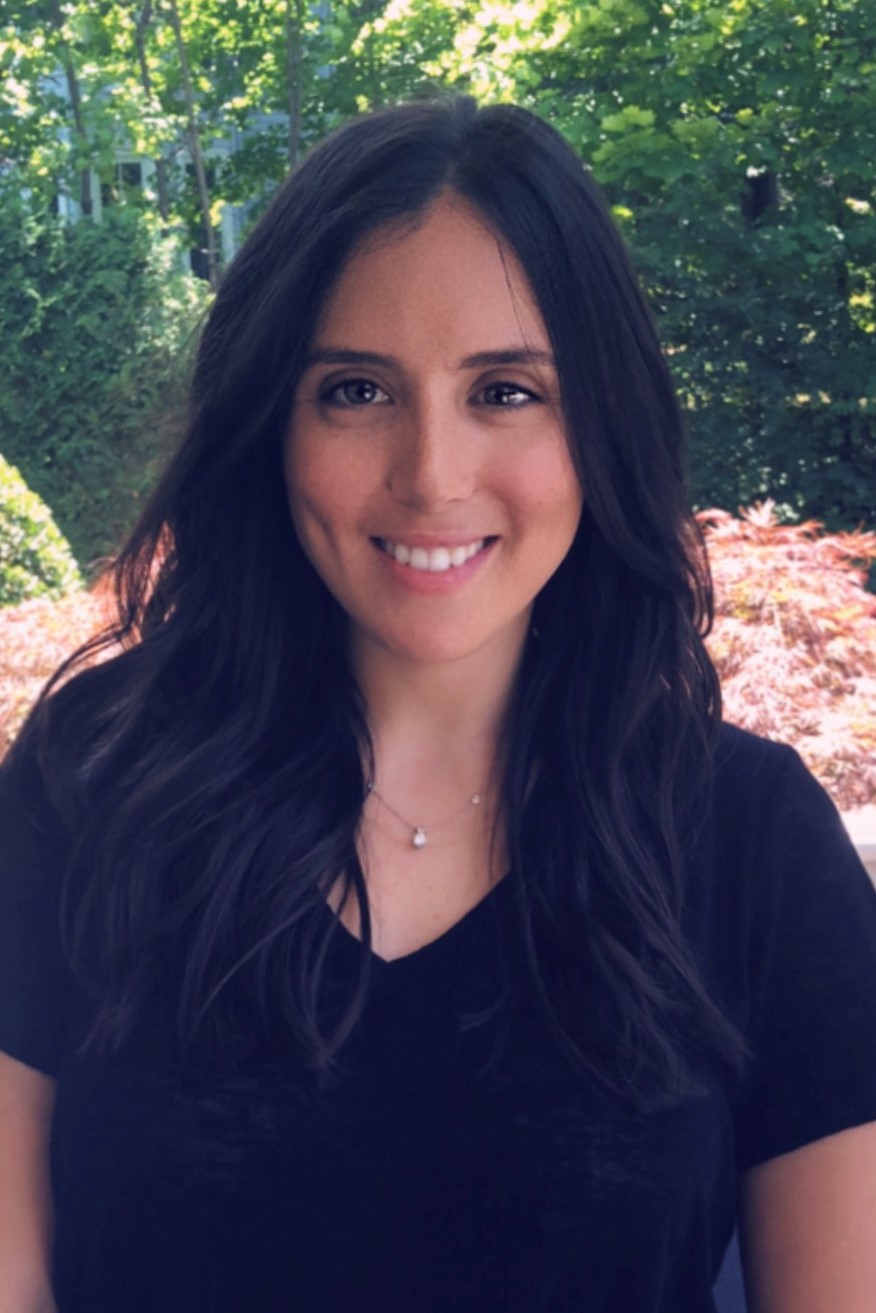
318, 378, 542, 409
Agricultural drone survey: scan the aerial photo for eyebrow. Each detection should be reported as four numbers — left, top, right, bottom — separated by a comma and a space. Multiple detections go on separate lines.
302, 347, 557, 371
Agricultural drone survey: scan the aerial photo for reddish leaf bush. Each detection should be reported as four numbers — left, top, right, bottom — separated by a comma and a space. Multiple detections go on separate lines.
0, 587, 115, 753
700, 502, 876, 811
2, 504, 875, 810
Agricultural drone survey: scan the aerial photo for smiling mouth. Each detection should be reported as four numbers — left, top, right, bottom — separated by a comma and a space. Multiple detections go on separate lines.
374, 537, 495, 573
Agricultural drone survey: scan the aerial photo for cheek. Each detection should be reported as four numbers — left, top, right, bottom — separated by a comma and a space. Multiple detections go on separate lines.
502, 445, 583, 534
284, 441, 332, 562
284, 438, 363, 540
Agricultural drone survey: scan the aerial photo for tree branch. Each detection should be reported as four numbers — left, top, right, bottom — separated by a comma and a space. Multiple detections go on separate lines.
165, 0, 220, 289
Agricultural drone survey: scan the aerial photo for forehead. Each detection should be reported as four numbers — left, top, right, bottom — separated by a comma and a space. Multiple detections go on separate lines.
312, 195, 550, 356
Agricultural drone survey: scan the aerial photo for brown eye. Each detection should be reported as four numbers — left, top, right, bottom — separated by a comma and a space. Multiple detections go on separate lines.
321, 378, 390, 406
480, 382, 539, 407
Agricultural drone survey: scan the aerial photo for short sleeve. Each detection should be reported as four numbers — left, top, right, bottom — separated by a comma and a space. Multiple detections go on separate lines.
734, 748, 876, 1170
0, 740, 74, 1075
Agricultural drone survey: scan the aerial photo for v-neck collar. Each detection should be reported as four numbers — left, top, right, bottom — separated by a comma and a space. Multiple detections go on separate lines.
322, 872, 512, 977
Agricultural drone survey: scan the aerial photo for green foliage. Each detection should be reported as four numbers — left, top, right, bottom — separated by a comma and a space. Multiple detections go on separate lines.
2, 0, 875, 534
0, 453, 83, 607
399, 0, 876, 529
0, 185, 208, 570
0, 0, 365, 242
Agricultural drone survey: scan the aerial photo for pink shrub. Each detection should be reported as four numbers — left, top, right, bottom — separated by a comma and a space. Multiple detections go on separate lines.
701, 501, 876, 810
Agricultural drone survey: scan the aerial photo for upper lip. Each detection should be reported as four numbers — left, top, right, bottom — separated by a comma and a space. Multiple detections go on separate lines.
373, 532, 495, 548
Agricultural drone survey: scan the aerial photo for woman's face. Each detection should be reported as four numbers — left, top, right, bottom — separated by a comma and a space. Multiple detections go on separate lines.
284, 194, 583, 671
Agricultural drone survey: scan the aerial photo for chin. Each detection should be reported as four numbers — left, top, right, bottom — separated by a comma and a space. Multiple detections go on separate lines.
382, 635, 483, 667
368, 617, 526, 670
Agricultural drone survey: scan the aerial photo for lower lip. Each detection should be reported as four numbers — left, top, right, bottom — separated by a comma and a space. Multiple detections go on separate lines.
372, 539, 496, 593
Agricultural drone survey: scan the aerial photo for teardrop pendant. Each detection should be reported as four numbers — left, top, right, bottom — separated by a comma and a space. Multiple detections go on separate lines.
412, 826, 427, 850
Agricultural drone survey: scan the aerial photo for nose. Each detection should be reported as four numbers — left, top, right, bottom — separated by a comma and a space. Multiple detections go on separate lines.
387, 395, 475, 511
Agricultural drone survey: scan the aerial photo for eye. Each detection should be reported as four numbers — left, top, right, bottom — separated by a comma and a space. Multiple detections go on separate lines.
320, 378, 391, 407
479, 381, 540, 407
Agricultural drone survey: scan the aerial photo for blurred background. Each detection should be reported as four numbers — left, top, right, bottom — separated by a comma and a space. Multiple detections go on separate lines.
1, 0, 875, 821
1, 10, 874, 1307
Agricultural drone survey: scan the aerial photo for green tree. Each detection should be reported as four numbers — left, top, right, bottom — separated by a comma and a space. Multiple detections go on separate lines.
0, 453, 83, 607
3, 0, 874, 532
381, 0, 876, 527
0, 185, 207, 569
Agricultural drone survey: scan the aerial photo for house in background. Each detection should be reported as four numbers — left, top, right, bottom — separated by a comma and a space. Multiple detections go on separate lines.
53, 146, 247, 278
35, 65, 258, 278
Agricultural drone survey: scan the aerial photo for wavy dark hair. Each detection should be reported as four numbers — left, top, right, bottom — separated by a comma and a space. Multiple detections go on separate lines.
15, 95, 745, 1109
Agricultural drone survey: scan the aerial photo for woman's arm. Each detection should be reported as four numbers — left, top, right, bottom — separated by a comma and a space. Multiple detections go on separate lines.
739, 1120, 876, 1313
0, 1050, 58, 1313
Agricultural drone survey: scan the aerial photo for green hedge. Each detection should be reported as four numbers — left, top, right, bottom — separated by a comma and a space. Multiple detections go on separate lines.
0, 187, 208, 573
0, 454, 83, 607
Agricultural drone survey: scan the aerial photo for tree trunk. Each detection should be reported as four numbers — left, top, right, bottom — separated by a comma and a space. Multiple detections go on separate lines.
166, 0, 220, 289
833, 181, 856, 467
47, 0, 92, 216
286, 0, 305, 168
825, 0, 857, 472
134, 0, 171, 226
362, 0, 383, 107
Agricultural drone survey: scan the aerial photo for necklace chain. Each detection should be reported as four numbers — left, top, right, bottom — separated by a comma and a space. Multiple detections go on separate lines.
365, 780, 482, 850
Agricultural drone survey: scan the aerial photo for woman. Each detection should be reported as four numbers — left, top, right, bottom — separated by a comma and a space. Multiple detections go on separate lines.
1, 96, 875, 1313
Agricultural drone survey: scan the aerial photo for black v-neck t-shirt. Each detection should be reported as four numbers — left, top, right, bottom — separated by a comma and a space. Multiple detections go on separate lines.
2, 725, 876, 1312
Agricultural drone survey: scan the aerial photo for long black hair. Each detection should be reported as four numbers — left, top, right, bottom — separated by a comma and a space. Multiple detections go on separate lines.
15, 95, 745, 1108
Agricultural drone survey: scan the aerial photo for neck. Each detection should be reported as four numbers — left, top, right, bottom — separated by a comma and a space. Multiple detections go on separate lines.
351, 622, 527, 793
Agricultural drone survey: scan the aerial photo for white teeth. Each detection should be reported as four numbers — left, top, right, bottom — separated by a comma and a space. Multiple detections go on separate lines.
380, 539, 486, 572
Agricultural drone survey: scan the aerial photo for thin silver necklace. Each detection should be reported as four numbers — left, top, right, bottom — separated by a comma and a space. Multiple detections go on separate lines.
365, 780, 482, 850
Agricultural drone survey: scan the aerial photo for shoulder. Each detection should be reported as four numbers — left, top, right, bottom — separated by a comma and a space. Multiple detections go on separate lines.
684, 722, 872, 1026
718, 729, 876, 1169
700, 721, 865, 912
0, 730, 77, 1077
712, 721, 799, 797
0, 726, 62, 850
708, 722, 840, 851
